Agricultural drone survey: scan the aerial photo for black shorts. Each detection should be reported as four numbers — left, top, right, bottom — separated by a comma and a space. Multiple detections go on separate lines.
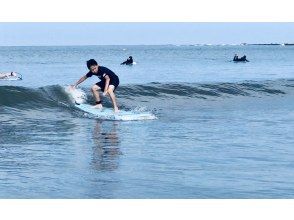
96, 78, 119, 92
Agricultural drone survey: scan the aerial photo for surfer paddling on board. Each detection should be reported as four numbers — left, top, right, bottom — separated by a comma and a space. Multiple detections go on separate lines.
0, 72, 17, 79
72, 59, 120, 113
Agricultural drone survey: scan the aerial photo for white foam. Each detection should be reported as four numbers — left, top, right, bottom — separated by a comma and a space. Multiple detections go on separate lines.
0, 77, 21, 81
64, 85, 87, 104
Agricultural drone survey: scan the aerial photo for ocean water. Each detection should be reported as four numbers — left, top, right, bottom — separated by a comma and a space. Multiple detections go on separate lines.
0, 45, 294, 198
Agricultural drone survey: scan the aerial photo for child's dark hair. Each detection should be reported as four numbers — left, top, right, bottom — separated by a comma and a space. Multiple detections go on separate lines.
86, 59, 98, 69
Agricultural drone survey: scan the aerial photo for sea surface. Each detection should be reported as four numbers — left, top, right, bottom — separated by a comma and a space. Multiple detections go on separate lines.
0, 45, 294, 198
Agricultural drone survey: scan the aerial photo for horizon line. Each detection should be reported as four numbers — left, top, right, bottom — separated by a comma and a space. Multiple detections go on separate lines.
1, 43, 294, 47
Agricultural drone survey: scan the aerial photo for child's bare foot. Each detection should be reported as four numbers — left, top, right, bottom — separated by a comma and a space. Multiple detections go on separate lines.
92, 104, 103, 109
114, 107, 119, 113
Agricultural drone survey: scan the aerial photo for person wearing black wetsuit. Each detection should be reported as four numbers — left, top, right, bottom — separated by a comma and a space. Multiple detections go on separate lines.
72, 59, 120, 112
241, 55, 249, 62
121, 56, 133, 65
233, 54, 249, 62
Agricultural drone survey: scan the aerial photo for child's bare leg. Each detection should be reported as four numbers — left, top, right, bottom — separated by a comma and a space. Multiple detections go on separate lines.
91, 84, 102, 109
107, 85, 119, 113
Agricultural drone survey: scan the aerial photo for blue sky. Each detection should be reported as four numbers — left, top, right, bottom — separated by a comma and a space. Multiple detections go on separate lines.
0, 23, 294, 46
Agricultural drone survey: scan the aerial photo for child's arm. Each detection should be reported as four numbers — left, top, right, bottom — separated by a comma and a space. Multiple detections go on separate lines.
72, 75, 87, 88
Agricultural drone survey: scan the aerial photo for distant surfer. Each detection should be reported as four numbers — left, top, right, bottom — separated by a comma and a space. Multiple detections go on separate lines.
233, 54, 249, 62
241, 55, 249, 62
0, 72, 18, 79
233, 54, 238, 61
72, 59, 120, 113
121, 56, 133, 65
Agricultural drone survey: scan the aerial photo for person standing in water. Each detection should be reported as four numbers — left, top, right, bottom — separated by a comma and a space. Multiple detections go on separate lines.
72, 59, 120, 113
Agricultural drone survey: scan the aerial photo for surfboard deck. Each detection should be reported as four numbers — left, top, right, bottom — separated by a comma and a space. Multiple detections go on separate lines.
75, 103, 156, 121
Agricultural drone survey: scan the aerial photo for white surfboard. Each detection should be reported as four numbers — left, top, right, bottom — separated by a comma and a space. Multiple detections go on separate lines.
0, 76, 22, 81
0, 72, 22, 81
75, 103, 156, 121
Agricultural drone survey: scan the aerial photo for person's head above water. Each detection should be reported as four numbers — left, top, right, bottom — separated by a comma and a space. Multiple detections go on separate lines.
87, 59, 98, 73
10, 72, 17, 76
129, 56, 132, 59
